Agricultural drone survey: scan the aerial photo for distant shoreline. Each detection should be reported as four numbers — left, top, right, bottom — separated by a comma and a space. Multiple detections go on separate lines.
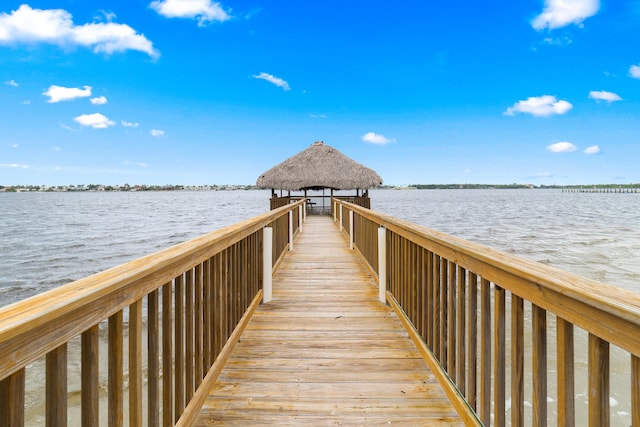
2, 183, 639, 193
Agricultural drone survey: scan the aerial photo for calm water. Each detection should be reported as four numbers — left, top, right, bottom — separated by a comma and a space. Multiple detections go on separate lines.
3, 189, 637, 305
1, 189, 638, 425
370, 189, 640, 294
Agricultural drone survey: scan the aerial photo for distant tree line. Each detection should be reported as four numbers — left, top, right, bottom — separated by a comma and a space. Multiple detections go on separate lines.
0, 184, 261, 192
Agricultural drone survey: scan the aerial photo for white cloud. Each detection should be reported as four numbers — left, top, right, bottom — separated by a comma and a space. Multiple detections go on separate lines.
1, 163, 29, 169
541, 36, 573, 46
43, 85, 92, 103
11, 144, 18, 148
504, 95, 573, 117
629, 65, 640, 79
547, 142, 577, 153
136, 162, 148, 167
0, 5, 158, 58
121, 120, 139, 127
589, 90, 621, 103
22, 100, 30, 105
531, 172, 554, 178
309, 113, 327, 119
362, 132, 395, 145
74, 113, 115, 128
90, 96, 107, 105
584, 145, 601, 154
5, 79, 18, 86
252, 72, 290, 91
150, 0, 231, 26
151, 129, 165, 137
532, 0, 600, 30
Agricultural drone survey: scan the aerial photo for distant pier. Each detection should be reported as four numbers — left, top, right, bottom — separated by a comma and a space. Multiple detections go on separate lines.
562, 186, 639, 193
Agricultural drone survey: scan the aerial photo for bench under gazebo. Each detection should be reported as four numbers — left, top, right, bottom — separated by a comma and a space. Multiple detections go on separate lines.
256, 141, 383, 215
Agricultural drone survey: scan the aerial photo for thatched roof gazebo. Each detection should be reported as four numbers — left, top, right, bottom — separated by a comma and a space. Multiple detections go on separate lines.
256, 141, 382, 214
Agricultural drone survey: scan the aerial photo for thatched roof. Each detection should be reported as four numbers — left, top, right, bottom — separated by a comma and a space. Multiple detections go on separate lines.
256, 141, 383, 191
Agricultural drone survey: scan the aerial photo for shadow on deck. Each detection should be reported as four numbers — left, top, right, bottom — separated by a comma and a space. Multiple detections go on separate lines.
194, 216, 463, 425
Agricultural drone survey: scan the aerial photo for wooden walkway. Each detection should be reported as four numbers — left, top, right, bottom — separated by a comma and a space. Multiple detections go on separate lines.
194, 216, 463, 426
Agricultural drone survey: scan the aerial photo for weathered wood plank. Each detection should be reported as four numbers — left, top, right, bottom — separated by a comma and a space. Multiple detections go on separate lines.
532, 304, 547, 427
194, 216, 464, 426
108, 311, 123, 427
557, 317, 575, 427
511, 295, 524, 427
129, 299, 143, 427
588, 333, 609, 427
81, 326, 99, 427
46, 343, 67, 427
0, 368, 24, 427
147, 290, 159, 427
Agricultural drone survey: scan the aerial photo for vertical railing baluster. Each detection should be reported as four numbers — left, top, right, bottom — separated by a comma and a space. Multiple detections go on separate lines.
467, 272, 478, 411
440, 258, 448, 369
447, 261, 456, 377
480, 278, 491, 426
162, 282, 173, 427
108, 311, 123, 427
195, 263, 204, 385
129, 299, 143, 427
214, 253, 222, 359
185, 269, 194, 403
433, 254, 441, 361
0, 368, 25, 427
588, 333, 609, 427
532, 304, 547, 427
148, 290, 159, 427
47, 343, 68, 427
175, 274, 185, 421
426, 250, 433, 349
419, 247, 427, 340
413, 242, 421, 333
81, 325, 99, 427
511, 295, 524, 427
456, 266, 466, 395
203, 259, 212, 369
632, 355, 640, 427
494, 286, 506, 427
377, 226, 386, 304
557, 317, 575, 427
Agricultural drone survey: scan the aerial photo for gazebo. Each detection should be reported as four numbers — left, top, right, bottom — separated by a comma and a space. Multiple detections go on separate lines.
256, 141, 383, 214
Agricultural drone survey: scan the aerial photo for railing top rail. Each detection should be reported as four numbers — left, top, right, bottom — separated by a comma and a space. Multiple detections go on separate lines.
0, 199, 304, 380
334, 198, 640, 356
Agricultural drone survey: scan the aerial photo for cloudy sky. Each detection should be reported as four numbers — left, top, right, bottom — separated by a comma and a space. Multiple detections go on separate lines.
1, 0, 639, 185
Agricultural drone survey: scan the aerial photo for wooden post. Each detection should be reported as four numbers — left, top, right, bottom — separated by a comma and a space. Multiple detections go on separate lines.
298, 205, 303, 233
47, 344, 67, 427
263, 227, 273, 303
288, 211, 293, 251
349, 210, 354, 250
333, 200, 337, 222
588, 333, 609, 427
0, 369, 24, 427
339, 205, 343, 232
378, 226, 386, 303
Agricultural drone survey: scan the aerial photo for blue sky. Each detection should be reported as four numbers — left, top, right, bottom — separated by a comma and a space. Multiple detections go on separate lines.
1, 0, 639, 186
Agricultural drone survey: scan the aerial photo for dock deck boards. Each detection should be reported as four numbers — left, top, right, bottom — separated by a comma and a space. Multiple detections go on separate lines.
194, 216, 464, 426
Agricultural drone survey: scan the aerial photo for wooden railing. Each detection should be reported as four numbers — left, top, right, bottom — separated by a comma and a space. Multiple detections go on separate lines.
334, 199, 640, 427
0, 199, 304, 427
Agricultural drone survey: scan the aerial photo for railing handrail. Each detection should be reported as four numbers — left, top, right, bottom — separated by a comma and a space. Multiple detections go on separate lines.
0, 199, 305, 382
334, 199, 640, 357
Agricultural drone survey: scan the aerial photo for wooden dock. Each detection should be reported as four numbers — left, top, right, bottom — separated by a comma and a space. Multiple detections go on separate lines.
4, 198, 637, 426
194, 216, 463, 425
